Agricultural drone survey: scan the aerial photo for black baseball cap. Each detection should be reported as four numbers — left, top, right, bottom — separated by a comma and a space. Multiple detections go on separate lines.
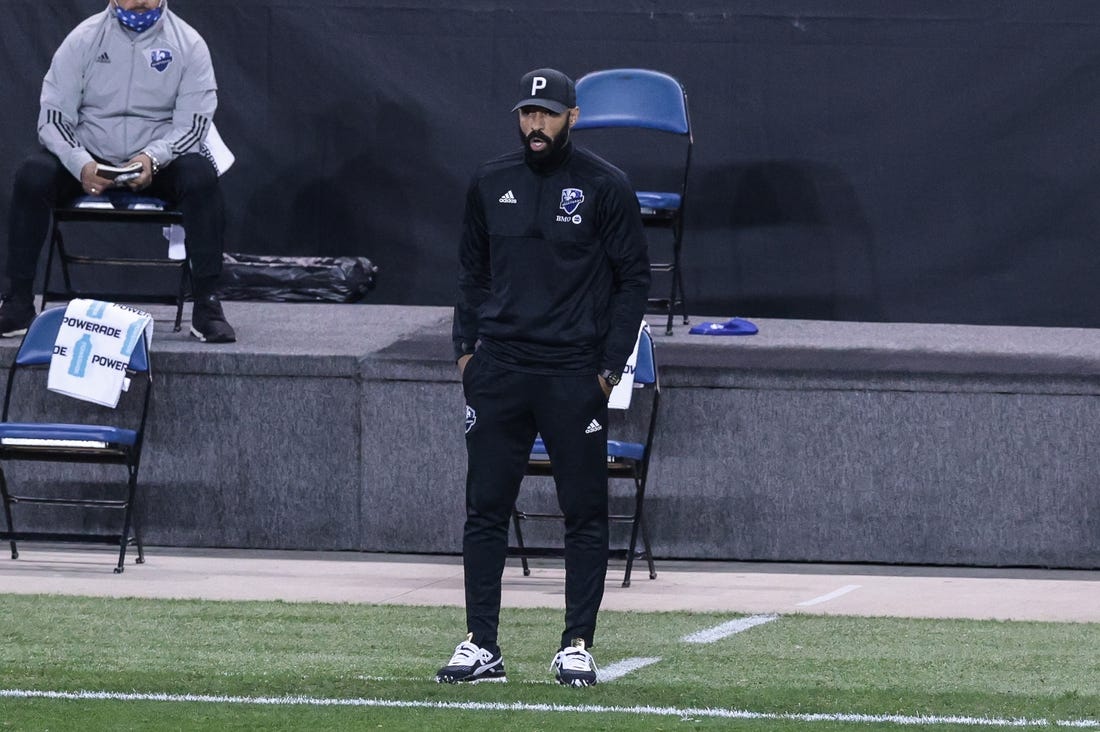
511, 68, 576, 113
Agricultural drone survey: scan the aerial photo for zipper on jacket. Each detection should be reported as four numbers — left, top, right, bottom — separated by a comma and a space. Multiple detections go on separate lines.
530, 176, 545, 239
122, 38, 138, 162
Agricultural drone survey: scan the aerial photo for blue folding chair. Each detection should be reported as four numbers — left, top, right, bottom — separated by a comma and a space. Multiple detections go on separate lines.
511, 326, 661, 587
573, 69, 693, 335
0, 306, 152, 572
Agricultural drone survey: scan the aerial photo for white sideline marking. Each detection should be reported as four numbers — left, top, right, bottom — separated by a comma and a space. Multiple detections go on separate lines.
798, 584, 862, 607
367, 657, 665, 686
597, 657, 661, 683
1, 689, 1097, 727
361, 675, 558, 686
680, 613, 778, 644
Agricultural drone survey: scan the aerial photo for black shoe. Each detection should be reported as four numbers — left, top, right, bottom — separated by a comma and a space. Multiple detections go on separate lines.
434, 633, 507, 684
190, 294, 236, 343
551, 638, 598, 687
0, 296, 35, 338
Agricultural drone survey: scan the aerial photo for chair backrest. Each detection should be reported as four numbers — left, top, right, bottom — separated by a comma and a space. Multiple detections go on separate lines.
573, 68, 690, 135
15, 306, 149, 373
632, 327, 657, 386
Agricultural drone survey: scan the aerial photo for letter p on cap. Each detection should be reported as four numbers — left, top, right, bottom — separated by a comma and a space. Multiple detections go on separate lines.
531, 76, 547, 95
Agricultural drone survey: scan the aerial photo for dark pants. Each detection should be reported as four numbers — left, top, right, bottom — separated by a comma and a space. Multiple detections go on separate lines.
5, 149, 225, 293
461, 353, 609, 651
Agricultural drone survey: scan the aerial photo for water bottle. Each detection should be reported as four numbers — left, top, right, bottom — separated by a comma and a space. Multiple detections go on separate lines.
68, 334, 93, 377
121, 319, 145, 358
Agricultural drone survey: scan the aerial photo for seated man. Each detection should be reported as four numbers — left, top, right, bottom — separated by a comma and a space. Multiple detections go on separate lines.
1, 0, 235, 343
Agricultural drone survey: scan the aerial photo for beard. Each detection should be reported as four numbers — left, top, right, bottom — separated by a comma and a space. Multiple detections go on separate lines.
520, 125, 571, 166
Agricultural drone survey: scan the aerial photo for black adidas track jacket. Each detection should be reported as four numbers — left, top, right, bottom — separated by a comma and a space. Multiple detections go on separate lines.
452, 143, 650, 376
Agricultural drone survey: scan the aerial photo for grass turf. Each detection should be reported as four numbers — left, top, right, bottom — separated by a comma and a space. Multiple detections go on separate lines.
0, 594, 1096, 730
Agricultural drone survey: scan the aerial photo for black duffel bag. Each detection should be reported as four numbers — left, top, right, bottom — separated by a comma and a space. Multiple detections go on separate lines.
217, 253, 379, 303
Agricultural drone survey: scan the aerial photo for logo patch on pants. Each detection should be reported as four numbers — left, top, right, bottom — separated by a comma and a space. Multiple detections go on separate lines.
464, 405, 477, 434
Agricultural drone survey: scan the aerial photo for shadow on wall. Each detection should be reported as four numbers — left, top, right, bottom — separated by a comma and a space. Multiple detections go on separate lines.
691, 160, 882, 321
237, 96, 462, 304
240, 98, 420, 256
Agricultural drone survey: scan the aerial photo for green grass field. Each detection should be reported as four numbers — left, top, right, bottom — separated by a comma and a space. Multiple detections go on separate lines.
0, 594, 1097, 730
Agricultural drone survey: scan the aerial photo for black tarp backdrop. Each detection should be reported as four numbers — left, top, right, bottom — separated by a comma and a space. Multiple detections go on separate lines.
3, 1, 1100, 326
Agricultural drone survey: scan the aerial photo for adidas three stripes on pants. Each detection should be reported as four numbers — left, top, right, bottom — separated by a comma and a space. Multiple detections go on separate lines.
460, 352, 610, 651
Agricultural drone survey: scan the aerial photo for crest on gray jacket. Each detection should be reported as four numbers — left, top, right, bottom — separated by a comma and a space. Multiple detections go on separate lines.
150, 49, 173, 73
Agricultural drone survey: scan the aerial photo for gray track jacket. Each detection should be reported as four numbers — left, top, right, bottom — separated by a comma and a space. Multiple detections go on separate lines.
37, 1, 217, 179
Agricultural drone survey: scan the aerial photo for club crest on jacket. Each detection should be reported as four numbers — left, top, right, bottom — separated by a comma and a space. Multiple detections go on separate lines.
150, 49, 173, 72
559, 188, 584, 215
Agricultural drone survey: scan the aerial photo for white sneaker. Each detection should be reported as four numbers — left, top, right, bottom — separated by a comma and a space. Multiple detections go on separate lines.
434, 633, 507, 684
550, 638, 598, 687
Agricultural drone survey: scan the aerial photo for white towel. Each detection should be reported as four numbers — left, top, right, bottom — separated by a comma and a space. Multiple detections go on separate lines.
608, 320, 648, 410
47, 299, 154, 408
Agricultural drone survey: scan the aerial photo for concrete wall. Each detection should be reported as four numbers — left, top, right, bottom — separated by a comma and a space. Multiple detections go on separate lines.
2, 303, 1098, 568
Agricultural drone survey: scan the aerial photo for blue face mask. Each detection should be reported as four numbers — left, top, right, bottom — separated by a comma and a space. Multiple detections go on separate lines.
114, 3, 163, 33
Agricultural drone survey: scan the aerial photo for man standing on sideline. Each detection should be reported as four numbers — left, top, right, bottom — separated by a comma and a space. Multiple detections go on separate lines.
438, 68, 650, 686
0, 0, 236, 343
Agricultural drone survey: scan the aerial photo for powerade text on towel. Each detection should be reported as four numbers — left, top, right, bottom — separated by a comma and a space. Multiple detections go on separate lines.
47, 299, 153, 407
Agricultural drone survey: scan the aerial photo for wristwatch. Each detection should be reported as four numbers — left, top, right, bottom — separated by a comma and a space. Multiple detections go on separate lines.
142, 149, 160, 175
599, 368, 622, 387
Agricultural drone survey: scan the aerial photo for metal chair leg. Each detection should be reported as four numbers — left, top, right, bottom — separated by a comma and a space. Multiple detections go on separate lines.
42, 228, 58, 312
640, 514, 657, 580
673, 218, 689, 326
131, 488, 145, 565
174, 260, 192, 332
42, 223, 74, 312
674, 253, 689, 326
114, 470, 142, 574
511, 509, 531, 576
0, 470, 18, 560
664, 265, 676, 336
662, 222, 687, 335
622, 476, 644, 587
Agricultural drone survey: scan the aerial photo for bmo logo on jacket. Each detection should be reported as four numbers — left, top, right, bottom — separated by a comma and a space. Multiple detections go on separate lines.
556, 187, 584, 224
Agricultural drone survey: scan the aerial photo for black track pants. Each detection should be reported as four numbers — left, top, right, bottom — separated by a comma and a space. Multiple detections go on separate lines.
6, 149, 226, 288
461, 353, 609, 650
